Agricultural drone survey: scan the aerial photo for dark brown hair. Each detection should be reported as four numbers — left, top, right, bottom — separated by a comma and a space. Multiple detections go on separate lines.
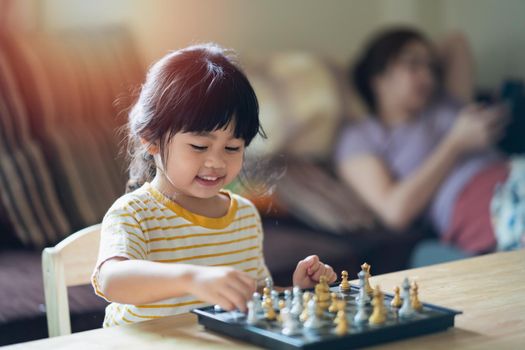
125, 43, 264, 192
352, 27, 438, 114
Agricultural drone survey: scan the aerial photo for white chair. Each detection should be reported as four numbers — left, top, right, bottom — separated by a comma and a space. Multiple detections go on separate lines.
42, 224, 101, 337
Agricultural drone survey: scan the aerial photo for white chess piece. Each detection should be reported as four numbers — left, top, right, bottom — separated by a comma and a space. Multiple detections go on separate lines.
304, 298, 323, 330
399, 277, 415, 319
252, 292, 263, 315
290, 287, 303, 318
355, 270, 371, 304
353, 294, 368, 325
246, 301, 258, 325
281, 308, 301, 336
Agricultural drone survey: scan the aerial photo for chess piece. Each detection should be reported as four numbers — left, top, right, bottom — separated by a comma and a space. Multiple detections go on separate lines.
399, 278, 415, 319
369, 286, 386, 325
214, 305, 223, 313
353, 290, 369, 325
265, 277, 274, 290
339, 270, 351, 293
252, 292, 263, 314
315, 276, 331, 312
262, 287, 276, 320
284, 289, 293, 309
334, 300, 349, 335
281, 307, 301, 336
361, 262, 374, 295
277, 299, 286, 323
390, 286, 402, 308
300, 292, 312, 322
291, 287, 303, 318
304, 295, 324, 330
411, 282, 423, 311
355, 270, 371, 304
271, 290, 280, 310
328, 292, 339, 313
246, 300, 258, 325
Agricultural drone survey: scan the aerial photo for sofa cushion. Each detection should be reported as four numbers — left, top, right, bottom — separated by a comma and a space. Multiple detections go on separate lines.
0, 29, 143, 249
0, 249, 107, 345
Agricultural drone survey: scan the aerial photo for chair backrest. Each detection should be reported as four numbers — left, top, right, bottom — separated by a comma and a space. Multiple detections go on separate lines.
42, 224, 101, 337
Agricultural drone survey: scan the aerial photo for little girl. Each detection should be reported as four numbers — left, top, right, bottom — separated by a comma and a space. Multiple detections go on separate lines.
91, 43, 337, 327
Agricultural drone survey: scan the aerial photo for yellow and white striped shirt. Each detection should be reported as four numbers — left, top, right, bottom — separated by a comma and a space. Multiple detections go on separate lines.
91, 182, 270, 327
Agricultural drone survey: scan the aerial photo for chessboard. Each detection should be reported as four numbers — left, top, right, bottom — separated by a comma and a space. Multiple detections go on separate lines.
192, 264, 462, 350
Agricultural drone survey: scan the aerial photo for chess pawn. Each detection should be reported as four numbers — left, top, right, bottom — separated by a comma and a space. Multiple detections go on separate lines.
246, 300, 258, 325
361, 262, 374, 295
304, 295, 324, 330
281, 307, 301, 336
271, 290, 280, 310
263, 297, 276, 321
262, 287, 271, 304
353, 292, 369, 325
339, 270, 351, 293
369, 286, 386, 325
328, 292, 339, 313
291, 287, 303, 317
284, 289, 293, 309
411, 282, 423, 311
277, 299, 286, 323
399, 278, 415, 319
300, 292, 312, 322
390, 286, 402, 308
334, 301, 349, 335
265, 277, 274, 291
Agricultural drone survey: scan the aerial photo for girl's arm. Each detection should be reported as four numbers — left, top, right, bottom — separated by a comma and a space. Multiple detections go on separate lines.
436, 32, 475, 104
338, 105, 506, 231
98, 257, 256, 312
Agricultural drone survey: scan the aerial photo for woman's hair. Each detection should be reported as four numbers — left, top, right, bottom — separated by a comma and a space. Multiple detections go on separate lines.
351, 27, 436, 114
125, 43, 265, 192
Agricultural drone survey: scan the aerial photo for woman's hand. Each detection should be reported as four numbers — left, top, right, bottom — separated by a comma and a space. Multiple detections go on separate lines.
292, 255, 337, 289
186, 266, 256, 312
448, 103, 509, 154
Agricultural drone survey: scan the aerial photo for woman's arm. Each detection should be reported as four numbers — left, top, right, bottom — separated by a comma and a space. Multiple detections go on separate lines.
436, 32, 475, 104
98, 257, 256, 311
338, 134, 461, 231
338, 105, 506, 231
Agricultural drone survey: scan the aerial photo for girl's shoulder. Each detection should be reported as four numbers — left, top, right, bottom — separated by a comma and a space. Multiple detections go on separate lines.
103, 184, 158, 221
228, 192, 260, 217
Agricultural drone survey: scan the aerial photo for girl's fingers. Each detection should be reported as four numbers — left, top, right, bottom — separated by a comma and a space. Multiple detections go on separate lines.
229, 275, 254, 303
220, 286, 248, 312
236, 272, 257, 294
307, 261, 321, 276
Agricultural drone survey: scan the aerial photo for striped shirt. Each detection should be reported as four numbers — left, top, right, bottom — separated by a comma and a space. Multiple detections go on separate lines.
91, 182, 270, 327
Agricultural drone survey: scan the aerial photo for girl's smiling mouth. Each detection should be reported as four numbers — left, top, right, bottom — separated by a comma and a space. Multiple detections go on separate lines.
195, 175, 225, 186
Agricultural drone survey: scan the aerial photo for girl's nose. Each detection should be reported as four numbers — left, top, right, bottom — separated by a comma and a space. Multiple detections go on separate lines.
204, 154, 226, 169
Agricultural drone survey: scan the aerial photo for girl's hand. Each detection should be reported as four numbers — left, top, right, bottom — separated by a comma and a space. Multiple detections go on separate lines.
186, 266, 256, 312
448, 103, 509, 154
292, 255, 337, 289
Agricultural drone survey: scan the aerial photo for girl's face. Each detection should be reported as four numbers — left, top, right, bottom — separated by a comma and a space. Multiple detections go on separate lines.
157, 123, 245, 199
374, 40, 436, 120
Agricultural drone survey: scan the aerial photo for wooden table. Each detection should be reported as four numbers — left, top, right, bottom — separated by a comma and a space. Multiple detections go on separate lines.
4, 250, 524, 350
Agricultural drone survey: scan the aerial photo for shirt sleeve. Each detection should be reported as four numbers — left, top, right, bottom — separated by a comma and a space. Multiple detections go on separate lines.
91, 204, 148, 301
334, 121, 382, 165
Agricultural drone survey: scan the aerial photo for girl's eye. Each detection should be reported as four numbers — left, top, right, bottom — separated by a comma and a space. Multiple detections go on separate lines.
190, 144, 208, 151
225, 146, 241, 152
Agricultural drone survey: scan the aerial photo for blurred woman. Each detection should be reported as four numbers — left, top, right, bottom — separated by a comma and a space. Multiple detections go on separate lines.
335, 28, 516, 257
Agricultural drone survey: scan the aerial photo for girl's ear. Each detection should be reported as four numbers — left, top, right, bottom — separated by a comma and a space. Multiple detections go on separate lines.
140, 137, 160, 155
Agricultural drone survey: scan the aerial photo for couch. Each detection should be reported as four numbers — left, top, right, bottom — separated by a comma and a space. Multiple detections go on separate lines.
0, 29, 430, 346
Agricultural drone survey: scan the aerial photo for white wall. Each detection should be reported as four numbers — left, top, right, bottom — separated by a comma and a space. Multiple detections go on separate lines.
6, 0, 524, 89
